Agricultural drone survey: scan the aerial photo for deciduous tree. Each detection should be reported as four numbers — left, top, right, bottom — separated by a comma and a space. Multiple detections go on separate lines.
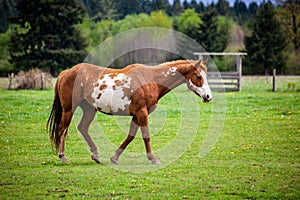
177, 9, 202, 41
277, 0, 300, 52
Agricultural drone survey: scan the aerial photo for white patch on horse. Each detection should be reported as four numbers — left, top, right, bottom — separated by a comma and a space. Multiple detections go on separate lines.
91, 73, 132, 113
162, 67, 177, 77
200, 70, 211, 97
188, 71, 212, 99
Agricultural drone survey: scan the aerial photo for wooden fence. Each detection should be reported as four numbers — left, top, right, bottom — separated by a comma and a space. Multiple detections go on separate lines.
194, 52, 247, 91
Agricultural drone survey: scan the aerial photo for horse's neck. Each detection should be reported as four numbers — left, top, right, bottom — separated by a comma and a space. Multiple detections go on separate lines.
161, 60, 194, 76
154, 61, 194, 98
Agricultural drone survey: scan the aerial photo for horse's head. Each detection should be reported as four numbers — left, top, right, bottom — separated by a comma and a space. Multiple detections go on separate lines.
186, 59, 212, 102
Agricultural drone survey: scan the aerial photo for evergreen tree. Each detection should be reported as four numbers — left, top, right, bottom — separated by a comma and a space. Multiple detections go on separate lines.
140, 0, 153, 14
216, 0, 230, 16
183, 0, 190, 10
0, 26, 14, 75
82, 0, 116, 21
199, 8, 229, 52
248, 2, 258, 16
197, 1, 205, 13
115, 0, 142, 19
171, 0, 184, 16
9, 0, 87, 75
244, 2, 287, 75
207, 1, 216, 11
152, 0, 170, 12
180, 0, 203, 13
190, 0, 198, 8
233, 0, 248, 24
0, 0, 17, 33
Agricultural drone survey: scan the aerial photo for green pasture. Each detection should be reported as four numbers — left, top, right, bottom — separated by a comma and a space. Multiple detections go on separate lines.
0, 76, 299, 199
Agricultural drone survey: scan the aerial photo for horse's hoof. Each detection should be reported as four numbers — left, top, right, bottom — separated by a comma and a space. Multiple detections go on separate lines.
110, 156, 119, 164
91, 155, 100, 164
59, 155, 69, 163
151, 159, 161, 165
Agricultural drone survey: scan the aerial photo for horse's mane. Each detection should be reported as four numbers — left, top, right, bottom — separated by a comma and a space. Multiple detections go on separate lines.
161, 60, 207, 72
124, 59, 207, 72
161, 59, 193, 66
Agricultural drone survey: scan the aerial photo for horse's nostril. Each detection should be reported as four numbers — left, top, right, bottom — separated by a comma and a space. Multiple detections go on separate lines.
206, 94, 210, 99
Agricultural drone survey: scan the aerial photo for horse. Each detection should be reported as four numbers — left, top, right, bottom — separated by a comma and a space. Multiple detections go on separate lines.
47, 59, 212, 164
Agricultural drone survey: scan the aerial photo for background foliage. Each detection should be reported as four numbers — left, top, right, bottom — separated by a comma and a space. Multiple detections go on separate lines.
244, 2, 287, 75
0, 0, 299, 75
8, 0, 87, 76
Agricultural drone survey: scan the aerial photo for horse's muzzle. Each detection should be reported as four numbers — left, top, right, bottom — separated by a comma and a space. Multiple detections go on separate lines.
202, 94, 212, 102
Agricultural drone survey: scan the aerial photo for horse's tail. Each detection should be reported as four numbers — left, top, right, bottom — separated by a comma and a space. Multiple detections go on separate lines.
47, 80, 62, 150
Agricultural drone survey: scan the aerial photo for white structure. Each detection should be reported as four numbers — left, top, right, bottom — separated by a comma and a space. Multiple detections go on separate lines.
194, 52, 247, 91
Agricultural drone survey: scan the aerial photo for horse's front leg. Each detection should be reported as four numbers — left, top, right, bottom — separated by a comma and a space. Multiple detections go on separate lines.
141, 126, 160, 164
110, 120, 139, 164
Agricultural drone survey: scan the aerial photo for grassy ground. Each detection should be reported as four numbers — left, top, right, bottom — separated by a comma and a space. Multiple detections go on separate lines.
0, 76, 299, 199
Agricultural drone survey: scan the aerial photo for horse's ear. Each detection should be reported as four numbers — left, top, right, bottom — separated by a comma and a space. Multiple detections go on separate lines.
203, 58, 208, 65
194, 59, 202, 69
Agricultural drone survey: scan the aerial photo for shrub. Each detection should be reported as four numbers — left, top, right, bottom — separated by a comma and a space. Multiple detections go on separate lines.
8, 68, 52, 90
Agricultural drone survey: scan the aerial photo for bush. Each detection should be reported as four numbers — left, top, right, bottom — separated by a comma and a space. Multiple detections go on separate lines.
8, 68, 52, 90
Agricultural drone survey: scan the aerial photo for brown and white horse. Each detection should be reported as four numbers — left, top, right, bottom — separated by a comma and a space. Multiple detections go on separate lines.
47, 59, 212, 164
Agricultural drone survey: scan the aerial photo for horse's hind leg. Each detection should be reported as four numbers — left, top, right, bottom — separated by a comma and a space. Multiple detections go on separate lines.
58, 110, 73, 163
78, 101, 99, 163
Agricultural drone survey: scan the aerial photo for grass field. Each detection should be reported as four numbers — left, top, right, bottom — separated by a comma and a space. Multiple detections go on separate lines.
0, 76, 300, 199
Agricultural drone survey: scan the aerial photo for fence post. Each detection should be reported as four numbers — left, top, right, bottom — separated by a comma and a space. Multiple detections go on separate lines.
41, 72, 44, 90
8, 73, 14, 90
272, 68, 276, 92
236, 55, 242, 91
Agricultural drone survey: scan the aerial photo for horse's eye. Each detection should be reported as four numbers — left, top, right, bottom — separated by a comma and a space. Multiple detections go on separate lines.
196, 76, 202, 81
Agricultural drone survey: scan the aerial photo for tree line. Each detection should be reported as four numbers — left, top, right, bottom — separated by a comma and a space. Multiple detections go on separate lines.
0, 0, 299, 76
